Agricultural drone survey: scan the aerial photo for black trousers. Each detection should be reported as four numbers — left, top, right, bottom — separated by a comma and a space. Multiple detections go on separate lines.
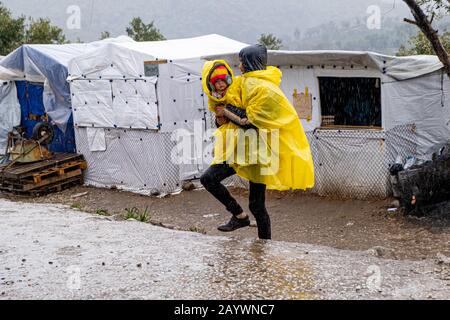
200, 164, 271, 240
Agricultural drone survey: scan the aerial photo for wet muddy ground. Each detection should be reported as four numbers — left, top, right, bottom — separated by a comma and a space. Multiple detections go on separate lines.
1, 199, 449, 300
1, 185, 450, 261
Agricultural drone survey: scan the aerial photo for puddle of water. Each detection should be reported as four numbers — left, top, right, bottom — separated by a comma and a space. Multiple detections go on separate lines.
205, 239, 317, 299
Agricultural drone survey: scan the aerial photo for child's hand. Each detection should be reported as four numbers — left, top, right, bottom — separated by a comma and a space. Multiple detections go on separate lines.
216, 116, 229, 126
215, 105, 225, 117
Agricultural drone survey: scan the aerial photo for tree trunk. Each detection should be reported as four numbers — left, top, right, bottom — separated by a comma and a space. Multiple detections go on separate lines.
403, 0, 450, 78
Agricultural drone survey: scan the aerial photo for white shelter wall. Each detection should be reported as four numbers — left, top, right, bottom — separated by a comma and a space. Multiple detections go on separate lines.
74, 127, 180, 195
0, 81, 20, 155
158, 59, 207, 133
70, 77, 158, 130
382, 70, 450, 158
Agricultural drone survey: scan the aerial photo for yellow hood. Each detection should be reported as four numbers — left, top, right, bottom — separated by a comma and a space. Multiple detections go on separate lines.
201, 60, 235, 104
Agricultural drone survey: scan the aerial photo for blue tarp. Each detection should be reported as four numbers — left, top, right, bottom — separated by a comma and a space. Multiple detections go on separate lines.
15, 81, 75, 153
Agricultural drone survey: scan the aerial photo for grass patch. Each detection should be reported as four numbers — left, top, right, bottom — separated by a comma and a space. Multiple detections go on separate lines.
95, 208, 110, 216
71, 203, 82, 210
189, 226, 206, 234
124, 206, 151, 223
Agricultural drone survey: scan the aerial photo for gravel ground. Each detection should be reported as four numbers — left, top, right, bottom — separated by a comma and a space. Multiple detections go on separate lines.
3, 185, 450, 261
0, 199, 449, 300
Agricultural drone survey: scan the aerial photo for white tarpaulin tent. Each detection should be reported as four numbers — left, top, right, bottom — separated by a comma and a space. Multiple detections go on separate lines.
0, 37, 134, 132
68, 37, 450, 198
2, 35, 448, 199
0, 56, 20, 157
67, 34, 249, 195
0, 80, 20, 156
0, 79, 20, 157
206, 50, 450, 198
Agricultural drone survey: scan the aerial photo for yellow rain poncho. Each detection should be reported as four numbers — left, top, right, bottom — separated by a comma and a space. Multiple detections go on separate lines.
202, 61, 315, 191
236, 66, 315, 190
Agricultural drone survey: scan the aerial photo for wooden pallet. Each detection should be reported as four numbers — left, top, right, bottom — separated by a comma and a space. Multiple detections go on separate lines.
0, 153, 87, 196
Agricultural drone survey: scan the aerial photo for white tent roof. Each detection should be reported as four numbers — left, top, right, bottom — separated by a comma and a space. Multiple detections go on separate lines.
68, 34, 249, 80
0, 36, 134, 81
114, 34, 248, 60
0, 56, 17, 79
205, 50, 444, 81
0, 36, 135, 130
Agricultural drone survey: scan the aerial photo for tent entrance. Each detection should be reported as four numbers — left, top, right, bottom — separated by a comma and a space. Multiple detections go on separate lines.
318, 77, 382, 129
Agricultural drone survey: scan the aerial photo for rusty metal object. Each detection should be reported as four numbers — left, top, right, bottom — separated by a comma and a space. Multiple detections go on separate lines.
1, 132, 53, 173
9, 140, 52, 163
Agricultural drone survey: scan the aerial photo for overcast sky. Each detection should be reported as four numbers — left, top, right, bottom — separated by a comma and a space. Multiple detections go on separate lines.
2, 0, 412, 43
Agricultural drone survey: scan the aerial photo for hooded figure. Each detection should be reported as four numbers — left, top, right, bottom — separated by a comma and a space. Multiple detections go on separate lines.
234, 44, 315, 191
199, 47, 314, 240
239, 44, 268, 72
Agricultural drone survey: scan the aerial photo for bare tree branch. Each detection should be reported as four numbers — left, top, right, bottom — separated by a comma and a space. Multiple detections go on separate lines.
403, 0, 450, 78
404, 18, 419, 25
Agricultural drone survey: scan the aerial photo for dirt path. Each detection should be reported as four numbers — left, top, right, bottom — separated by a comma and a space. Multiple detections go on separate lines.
2, 185, 449, 261
1, 199, 449, 300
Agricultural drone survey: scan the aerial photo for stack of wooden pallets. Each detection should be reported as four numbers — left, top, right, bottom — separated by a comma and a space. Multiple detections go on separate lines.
0, 153, 87, 196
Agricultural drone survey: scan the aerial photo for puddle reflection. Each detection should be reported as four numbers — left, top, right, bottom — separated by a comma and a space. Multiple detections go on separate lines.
205, 239, 317, 299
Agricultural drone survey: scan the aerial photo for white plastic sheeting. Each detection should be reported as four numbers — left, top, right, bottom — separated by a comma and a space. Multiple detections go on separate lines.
67, 35, 248, 132
2, 34, 443, 198
275, 66, 449, 198
66, 35, 248, 192
74, 127, 180, 195
0, 80, 20, 155
157, 59, 207, 133
0, 36, 134, 131
68, 38, 450, 198
86, 127, 106, 152
68, 42, 153, 81
68, 35, 248, 80
0, 65, 20, 79
382, 70, 450, 158
70, 77, 158, 130
269, 66, 450, 160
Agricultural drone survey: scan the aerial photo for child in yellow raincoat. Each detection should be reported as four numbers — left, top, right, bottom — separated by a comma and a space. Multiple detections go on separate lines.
201, 60, 245, 165
200, 45, 315, 240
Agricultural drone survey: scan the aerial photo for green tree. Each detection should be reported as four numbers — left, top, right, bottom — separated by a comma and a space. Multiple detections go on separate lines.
0, 2, 25, 55
258, 33, 283, 50
402, 0, 450, 76
100, 31, 111, 40
126, 17, 165, 41
24, 17, 66, 44
398, 31, 450, 55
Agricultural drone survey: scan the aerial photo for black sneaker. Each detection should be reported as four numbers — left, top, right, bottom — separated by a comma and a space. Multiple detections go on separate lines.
218, 216, 250, 232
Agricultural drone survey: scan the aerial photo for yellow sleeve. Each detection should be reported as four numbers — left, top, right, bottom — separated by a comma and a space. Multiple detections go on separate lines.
208, 98, 218, 113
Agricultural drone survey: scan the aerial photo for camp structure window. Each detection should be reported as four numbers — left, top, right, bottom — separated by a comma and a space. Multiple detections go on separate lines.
318, 77, 382, 128
144, 59, 167, 77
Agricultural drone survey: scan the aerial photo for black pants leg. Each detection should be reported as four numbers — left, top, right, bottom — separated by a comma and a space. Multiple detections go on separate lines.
249, 182, 271, 240
200, 164, 244, 216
